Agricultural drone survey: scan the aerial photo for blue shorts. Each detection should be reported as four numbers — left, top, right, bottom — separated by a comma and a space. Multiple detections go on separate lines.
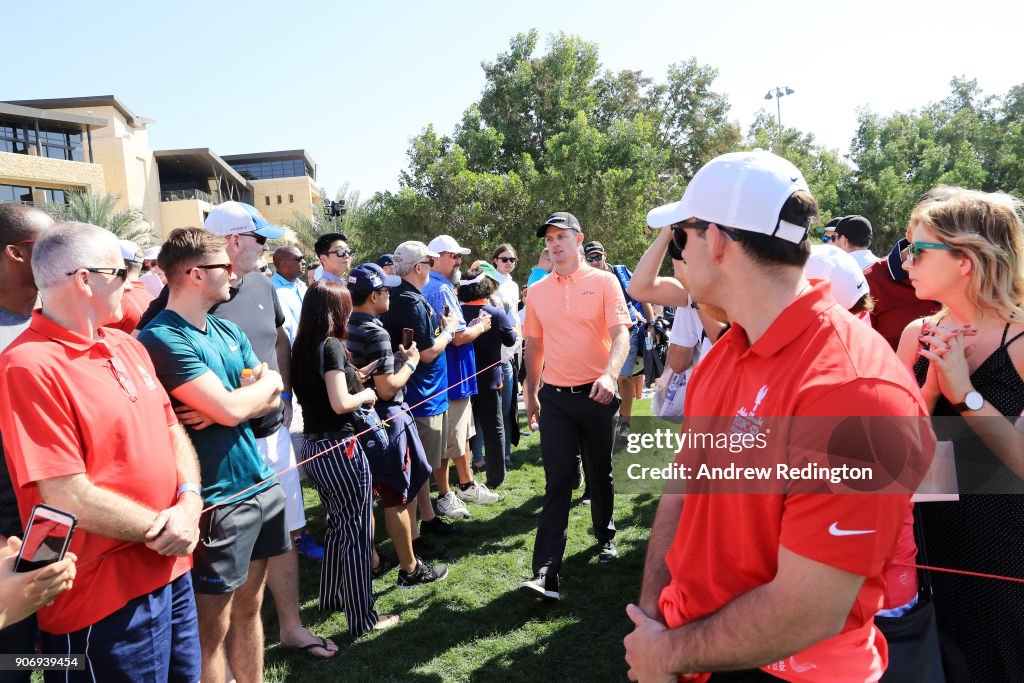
40, 573, 200, 683
619, 324, 643, 377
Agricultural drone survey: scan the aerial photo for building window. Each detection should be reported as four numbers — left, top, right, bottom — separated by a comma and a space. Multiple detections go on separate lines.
0, 184, 33, 203
0, 122, 29, 154
41, 188, 69, 205
265, 196, 270, 206
276, 195, 282, 204
226, 159, 308, 180
288, 194, 294, 203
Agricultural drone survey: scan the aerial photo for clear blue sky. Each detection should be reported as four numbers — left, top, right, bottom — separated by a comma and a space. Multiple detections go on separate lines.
4, 0, 1022, 200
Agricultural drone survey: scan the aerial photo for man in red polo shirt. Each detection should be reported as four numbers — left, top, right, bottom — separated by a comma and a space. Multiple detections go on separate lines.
0, 222, 202, 681
624, 151, 933, 682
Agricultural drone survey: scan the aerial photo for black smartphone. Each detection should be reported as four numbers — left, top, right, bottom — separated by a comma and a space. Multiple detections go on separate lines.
402, 328, 414, 349
443, 304, 451, 318
359, 357, 383, 377
14, 504, 77, 573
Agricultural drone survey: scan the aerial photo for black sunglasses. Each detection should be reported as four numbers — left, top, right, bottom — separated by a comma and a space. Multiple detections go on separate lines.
585, 254, 604, 263
329, 248, 353, 258
66, 267, 128, 281
495, 256, 518, 264
419, 258, 435, 267
239, 232, 268, 245
669, 219, 741, 251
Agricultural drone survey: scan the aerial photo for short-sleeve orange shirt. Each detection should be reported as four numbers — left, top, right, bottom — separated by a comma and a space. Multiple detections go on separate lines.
523, 263, 632, 386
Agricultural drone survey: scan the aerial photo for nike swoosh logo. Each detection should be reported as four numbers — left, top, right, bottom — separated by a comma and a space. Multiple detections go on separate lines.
828, 522, 875, 536
228, 344, 239, 351
856, 281, 865, 289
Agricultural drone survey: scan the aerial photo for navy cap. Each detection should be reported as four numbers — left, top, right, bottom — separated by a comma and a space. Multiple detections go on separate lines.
376, 253, 395, 267
348, 263, 401, 295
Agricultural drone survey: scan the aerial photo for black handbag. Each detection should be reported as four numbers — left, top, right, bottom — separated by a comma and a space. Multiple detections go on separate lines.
318, 341, 389, 459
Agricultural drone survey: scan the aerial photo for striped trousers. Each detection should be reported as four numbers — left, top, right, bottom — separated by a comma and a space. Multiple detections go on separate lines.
300, 436, 377, 636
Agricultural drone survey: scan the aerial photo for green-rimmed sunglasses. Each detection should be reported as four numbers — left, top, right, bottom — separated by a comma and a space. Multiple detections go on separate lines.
905, 241, 955, 264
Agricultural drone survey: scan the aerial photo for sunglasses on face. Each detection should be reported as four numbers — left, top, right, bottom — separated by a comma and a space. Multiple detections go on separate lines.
283, 255, 304, 262
239, 232, 268, 245
66, 267, 128, 281
669, 219, 741, 251
904, 241, 955, 265
194, 262, 234, 275
585, 255, 604, 263
329, 248, 353, 258
442, 252, 463, 261
495, 256, 517, 264
419, 258, 435, 267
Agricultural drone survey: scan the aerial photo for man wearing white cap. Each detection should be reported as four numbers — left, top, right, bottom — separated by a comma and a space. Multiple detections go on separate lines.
625, 151, 933, 682
139, 245, 166, 298
108, 239, 155, 334
136, 201, 335, 658
422, 234, 497, 518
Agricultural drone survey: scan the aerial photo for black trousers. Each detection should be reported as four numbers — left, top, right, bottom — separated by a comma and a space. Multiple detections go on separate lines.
532, 383, 618, 576
471, 388, 507, 489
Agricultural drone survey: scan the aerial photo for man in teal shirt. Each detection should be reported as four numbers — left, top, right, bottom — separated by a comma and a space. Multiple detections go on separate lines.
138, 227, 293, 683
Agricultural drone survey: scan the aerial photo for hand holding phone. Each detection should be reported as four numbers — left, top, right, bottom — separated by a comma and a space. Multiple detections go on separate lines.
14, 504, 77, 573
1, 535, 76, 629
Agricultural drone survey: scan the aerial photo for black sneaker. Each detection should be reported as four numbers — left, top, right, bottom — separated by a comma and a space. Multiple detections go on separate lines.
420, 515, 465, 536
519, 573, 559, 602
371, 554, 398, 580
412, 536, 449, 561
397, 557, 449, 588
615, 422, 631, 446
598, 540, 618, 563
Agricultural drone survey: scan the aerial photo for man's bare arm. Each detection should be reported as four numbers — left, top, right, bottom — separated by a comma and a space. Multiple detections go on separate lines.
627, 228, 689, 308
37, 474, 158, 543
638, 491, 684, 618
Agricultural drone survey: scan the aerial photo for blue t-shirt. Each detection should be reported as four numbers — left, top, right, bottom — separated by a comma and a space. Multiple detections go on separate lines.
380, 279, 448, 417
422, 270, 477, 401
138, 310, 275, 504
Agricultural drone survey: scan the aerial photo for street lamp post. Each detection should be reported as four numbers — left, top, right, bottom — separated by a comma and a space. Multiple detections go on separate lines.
764, 86, 795, 129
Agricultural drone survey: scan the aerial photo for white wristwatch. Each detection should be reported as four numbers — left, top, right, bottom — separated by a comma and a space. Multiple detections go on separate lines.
952, 390, 984, 413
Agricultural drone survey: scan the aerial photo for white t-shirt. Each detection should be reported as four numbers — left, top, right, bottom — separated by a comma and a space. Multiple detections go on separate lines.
495, 273, 522, 362
668, 304, 713, 359
848, 249, 880, 270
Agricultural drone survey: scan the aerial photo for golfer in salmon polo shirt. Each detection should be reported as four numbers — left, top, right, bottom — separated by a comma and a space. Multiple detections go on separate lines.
518, 211, 633, 602
624, 151, 934, 683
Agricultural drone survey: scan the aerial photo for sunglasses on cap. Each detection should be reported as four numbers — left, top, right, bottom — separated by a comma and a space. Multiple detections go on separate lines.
239, 232, 268, 245
669, 219, 742, 251
66, 266, 127, 281
903, 241, 955, 265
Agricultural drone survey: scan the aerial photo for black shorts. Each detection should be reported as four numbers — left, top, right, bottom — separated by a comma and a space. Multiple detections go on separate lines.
192, 483, 291, 595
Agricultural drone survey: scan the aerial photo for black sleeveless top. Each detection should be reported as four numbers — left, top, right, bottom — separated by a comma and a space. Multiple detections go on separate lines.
913, 322, 1024, 492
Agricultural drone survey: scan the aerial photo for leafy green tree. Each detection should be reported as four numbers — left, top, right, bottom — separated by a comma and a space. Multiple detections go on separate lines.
48, 191, 156, 246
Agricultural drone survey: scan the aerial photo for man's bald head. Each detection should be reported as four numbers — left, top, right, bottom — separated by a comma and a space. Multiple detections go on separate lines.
0, 204, 53, 247
272, 245, 304, 282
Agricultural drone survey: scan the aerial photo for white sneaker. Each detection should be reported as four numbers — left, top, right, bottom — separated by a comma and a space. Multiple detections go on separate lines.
436, 491, 471, 519
456, 480, 500, 505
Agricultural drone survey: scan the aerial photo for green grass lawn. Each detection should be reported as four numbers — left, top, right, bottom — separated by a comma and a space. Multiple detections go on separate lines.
262, 399, 658, 682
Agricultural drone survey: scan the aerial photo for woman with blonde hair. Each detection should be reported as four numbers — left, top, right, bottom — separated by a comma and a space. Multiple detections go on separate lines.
896, 188, 1024, 681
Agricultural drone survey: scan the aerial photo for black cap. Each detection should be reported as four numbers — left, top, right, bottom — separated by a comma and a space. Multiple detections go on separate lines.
536, 211, 581, 238
834, 215, 872, 245
583, 240, 605, 256
823, 216, 844, 231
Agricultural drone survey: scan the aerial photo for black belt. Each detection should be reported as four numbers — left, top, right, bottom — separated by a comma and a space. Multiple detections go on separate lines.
547, 382, 594, 394
305, 431, 351, 442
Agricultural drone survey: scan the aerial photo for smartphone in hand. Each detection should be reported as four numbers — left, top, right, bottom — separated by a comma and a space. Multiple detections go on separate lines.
15, 504, 77, 573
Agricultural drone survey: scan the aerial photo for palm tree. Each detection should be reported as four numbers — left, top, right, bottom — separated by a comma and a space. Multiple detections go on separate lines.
49, 191, 158, 247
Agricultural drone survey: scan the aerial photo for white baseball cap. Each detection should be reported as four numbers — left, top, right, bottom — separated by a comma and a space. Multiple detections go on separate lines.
118, 239, 143, 264
142, 245, 161, 261
805, 244, 870, 310
427, 234, 471, 255
646, 150, 811, 243
204, 201, 285, 239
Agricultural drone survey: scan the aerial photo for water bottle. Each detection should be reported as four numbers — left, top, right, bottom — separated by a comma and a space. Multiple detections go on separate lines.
240, 368, 255, 386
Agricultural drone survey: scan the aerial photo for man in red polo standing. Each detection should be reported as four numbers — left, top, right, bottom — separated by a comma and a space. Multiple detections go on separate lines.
624, 151, 933, 682
0, 222, 201, 681
519, 212, 632, 602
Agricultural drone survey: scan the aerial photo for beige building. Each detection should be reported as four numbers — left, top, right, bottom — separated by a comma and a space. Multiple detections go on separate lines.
1, 96, 321, 239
